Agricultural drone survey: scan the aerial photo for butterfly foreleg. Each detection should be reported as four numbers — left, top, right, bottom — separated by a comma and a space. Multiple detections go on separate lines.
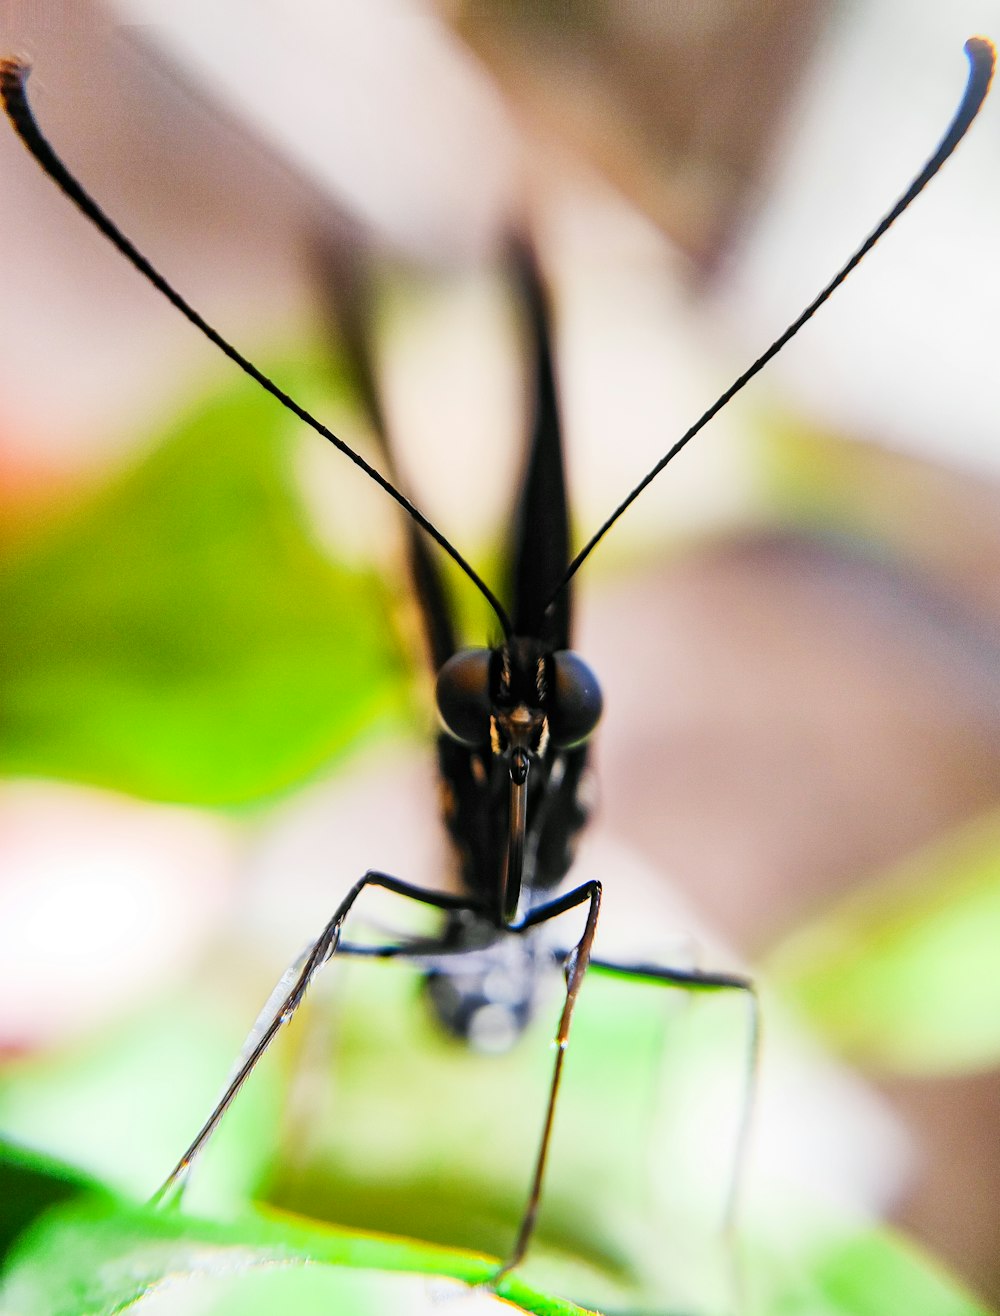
488, 878, 603, 1282
150, 872, 474, 1208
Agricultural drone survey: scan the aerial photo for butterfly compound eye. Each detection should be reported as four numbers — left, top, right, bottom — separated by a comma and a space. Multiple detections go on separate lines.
549, 651, 603, 748
436, 649, 493, 746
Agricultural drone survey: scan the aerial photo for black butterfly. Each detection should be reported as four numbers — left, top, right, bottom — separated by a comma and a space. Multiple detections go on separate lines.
0, 35, 993, 1301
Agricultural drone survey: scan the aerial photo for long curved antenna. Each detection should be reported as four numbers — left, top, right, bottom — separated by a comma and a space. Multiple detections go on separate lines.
0, 58, 513, 640
549, 36, 995, 605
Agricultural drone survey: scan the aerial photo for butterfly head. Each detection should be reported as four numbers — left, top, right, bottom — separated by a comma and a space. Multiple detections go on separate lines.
436, 639, 602, 768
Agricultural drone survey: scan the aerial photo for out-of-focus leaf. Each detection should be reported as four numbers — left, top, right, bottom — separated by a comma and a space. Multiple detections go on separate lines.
760, 423, 1000, 623
740, 1224, 991, 1315
0, 1145, 987, 1316
0, 365, 411, 805
0, 994, 281, 1209
0, 1139, 109, 1266
765, 812, 1000, 1075
781, 1227, 992, 1316
0, 1185, 594, 1316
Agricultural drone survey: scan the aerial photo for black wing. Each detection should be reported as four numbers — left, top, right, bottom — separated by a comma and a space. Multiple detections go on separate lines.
507, 243, 572, 652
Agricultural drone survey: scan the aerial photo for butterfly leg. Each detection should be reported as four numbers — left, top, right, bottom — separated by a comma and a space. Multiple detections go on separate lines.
588, 954, 759, 1238
584, 952, 759, 1316
149, 872, 474, 1208
486, 878, 602, 1282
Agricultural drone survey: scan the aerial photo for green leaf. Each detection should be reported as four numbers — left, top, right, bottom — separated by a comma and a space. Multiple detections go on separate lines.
1, 1144, 988, 1316
0, 1184, 595, 1316
0, 995, 283, 1210
752, 1226, 993, 1316
813, 1229, 991, 1316
766, 811, 1000, 1074
0, 1139, 111, 1266
0, 364, 410, 805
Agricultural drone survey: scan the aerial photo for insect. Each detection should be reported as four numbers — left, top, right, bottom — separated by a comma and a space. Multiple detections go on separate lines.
0, 33, 994, 1305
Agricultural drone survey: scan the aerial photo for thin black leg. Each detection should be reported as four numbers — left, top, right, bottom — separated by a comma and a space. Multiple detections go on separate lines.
149, 872, 474, 1207
487, 878, 603, 1282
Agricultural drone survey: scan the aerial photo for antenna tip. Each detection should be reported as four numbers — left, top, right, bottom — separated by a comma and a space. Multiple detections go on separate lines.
0, 55, 30, 78
0, 56, 31, 102
965, 36, 996, 74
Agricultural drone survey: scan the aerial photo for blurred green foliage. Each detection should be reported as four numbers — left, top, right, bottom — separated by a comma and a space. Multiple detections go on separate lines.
768, 811, 1000, 1075
0, 363, 411, 805
0, 1143, 591, 1315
